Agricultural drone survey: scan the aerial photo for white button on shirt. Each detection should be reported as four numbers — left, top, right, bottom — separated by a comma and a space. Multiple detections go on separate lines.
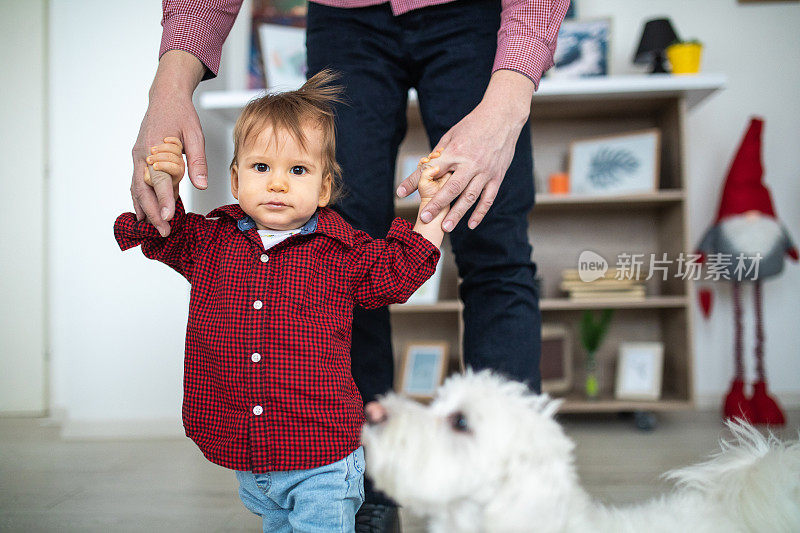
260, 254, 269, 263
251, 353, 261, 363
253, 300, 263, 310
253, 405, 263, 416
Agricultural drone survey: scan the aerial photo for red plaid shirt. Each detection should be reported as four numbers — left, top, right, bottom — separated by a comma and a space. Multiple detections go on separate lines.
114, 198, 439, 472
160, 0, 568, 88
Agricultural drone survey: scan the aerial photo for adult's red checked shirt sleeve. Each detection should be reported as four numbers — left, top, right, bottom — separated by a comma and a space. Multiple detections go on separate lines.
492, 0, 570, 88
160, 0, 244, 79
159, 0, 568, 88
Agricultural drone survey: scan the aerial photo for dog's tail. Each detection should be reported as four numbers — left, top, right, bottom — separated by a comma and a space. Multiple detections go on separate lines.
664, 420, 800, 531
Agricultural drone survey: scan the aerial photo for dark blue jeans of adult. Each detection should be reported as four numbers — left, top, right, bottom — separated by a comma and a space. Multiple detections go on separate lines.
306, 0, 541, 443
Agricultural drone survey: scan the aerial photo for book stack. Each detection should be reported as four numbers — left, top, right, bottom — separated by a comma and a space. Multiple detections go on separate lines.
560, 269, 647, 300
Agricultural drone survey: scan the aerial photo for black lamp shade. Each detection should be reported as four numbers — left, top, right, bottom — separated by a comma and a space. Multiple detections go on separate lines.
634, 18, 680, 73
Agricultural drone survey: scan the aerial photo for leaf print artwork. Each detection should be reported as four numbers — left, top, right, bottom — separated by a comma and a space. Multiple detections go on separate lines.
569, 129, 659, 195
588, 148, 640, 188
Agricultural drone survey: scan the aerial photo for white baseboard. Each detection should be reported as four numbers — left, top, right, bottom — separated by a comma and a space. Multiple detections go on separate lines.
61, 417, 184, 439
694, 392, 800, 410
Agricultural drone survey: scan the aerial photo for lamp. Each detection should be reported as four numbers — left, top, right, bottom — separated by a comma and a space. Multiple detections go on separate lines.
633, 18, 679, 74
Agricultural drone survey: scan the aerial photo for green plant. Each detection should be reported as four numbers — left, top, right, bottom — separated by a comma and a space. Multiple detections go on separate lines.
579, 309, 614, 399
579, 309, 614, 355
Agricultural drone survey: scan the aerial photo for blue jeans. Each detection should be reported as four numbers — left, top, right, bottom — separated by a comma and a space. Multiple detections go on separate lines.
306, 0, 542, 401
235, 447, 365, 533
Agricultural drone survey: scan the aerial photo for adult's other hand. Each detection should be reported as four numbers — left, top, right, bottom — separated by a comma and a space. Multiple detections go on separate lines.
396, 70, 535, 232
131, 50, 207, 236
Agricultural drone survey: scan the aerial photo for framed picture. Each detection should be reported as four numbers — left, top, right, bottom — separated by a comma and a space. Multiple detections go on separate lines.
398, 343, 449, 399
258, 23, 307, 90
615, 342, 664, 401
569, 129, 661, 195
540, 324, 573, 394
249, 1, 307, 90
404, 258, 443, 305
548, 18, 611, 79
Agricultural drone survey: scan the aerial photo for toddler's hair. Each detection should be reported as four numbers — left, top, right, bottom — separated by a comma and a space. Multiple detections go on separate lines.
231, 69, 345, 203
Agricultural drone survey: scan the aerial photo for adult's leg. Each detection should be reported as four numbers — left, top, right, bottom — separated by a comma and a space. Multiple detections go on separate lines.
306, 1, 411, 516
306, 2, 411, 407
408, 0, 542, 391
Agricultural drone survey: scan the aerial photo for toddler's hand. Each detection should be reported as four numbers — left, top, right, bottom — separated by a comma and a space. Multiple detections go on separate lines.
417, 150, 452, 200
143, 137, 186, 198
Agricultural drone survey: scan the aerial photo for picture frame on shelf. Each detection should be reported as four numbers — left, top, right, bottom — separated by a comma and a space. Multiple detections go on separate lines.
258, 23, 307, 91
404, 258, 443, 305
249, 0, 307, 90
540, 324, 573, 394
614, 342, 664, 401
398, 343, 449, 399
548, 18, 611, 79
568, 129, 661, 196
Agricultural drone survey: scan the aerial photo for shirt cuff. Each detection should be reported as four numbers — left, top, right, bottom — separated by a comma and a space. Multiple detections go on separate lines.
160, 14, 226, 80
386, 218, 442, 271
114, 197, 187, 250
492, 33, 556, 90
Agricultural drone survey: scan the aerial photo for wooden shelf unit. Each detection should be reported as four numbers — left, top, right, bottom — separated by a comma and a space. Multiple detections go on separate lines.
388, 75, 725, 413
198, 75, 726, 414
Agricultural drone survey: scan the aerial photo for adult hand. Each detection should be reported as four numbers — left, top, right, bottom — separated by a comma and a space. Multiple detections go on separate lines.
396, 70, 535, 232
131, 50, 207, 236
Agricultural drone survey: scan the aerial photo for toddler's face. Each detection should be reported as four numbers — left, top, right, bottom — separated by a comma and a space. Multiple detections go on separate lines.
231, 123, 332, 231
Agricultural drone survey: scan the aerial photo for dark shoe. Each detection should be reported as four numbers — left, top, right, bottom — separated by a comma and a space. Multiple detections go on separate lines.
355, 503, 400, 533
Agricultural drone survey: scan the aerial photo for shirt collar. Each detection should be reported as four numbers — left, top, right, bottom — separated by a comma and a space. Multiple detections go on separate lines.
206, 205, 353, 247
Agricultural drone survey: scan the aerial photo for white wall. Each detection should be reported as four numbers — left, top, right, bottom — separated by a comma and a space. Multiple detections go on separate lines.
44, 0, 799, 435
577, 0, 800, 405
47, 0, 248, 436
49, 0, 188, 433
0, 0, 47, 414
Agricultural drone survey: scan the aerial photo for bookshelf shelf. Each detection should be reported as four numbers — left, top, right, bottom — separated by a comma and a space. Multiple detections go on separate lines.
540, 296, 688, 311
557, 395, 692, 414
390, 300, 463, 313
533, 190, 685, 211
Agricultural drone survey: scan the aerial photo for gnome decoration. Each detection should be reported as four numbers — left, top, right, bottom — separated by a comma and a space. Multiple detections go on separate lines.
696, 117, 798, 426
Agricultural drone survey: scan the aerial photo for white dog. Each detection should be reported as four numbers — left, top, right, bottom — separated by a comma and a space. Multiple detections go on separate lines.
361, 370, 800, 533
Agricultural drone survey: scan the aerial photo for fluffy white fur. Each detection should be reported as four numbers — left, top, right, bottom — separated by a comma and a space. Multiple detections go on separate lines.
360, 370, 800, 533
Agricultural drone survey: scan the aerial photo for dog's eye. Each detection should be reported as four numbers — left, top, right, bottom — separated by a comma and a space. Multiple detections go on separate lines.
449, 411, 470, 433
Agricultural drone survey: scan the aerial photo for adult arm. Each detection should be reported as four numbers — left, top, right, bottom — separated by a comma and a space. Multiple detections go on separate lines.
396, 0, 570, 232
132, 0, 243, 236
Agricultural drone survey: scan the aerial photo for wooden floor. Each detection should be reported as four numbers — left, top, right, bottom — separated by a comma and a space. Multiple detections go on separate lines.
1, 409, 797, 532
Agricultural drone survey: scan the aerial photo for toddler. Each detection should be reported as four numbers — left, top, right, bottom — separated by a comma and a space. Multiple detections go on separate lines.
114, 70, 449, 532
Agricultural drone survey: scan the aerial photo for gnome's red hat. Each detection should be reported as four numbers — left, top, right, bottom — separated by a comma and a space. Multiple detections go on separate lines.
714, 117, 776, 221
696, 117, 788, 318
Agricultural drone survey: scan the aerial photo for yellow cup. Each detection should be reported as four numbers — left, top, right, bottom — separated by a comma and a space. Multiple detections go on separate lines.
666, 43, 703, 75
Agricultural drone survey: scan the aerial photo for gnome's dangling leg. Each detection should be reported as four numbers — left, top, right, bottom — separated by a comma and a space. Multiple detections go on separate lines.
724, 282, 755, 420
750, 279, 786, 425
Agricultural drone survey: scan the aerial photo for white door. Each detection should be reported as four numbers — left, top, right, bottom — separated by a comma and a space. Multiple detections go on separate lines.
0, 0, 48, 414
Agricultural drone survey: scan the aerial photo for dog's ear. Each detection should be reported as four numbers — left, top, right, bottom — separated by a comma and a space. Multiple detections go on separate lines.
541, 396, 563, 419
527, 394, 563, 419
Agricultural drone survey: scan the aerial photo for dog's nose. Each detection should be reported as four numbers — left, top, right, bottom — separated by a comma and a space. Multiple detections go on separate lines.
364, 402, 388, 426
